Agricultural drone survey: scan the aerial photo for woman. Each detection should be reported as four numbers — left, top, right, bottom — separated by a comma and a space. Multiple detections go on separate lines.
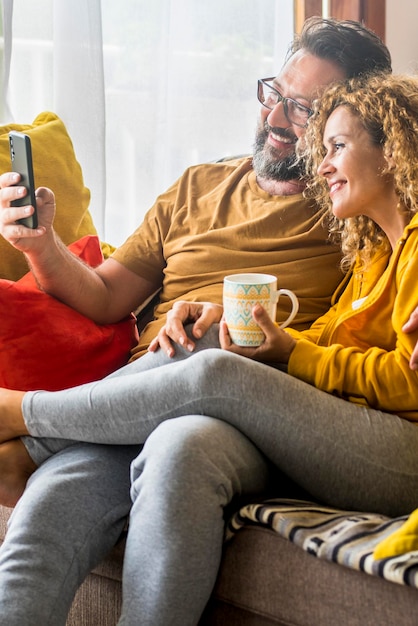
1, 72, 418, 518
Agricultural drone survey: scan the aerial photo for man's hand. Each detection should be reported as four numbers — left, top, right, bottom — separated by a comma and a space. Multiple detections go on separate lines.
403, 308, 418, 370
148, 301, 223, 357
219, 303, 296, 363
0, 173, 55, 253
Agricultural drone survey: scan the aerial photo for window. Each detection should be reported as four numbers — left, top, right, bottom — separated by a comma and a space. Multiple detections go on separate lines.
3, 0, 293, 244
2, 1, 384, 244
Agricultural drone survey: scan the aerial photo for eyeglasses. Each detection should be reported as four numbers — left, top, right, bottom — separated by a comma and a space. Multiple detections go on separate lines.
257, 77, 313, 128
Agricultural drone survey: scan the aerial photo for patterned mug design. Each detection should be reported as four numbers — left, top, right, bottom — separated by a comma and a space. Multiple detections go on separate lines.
223, 273, 299, 347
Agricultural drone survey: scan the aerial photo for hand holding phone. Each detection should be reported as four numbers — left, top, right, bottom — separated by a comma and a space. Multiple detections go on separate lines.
9, 131, 38, 229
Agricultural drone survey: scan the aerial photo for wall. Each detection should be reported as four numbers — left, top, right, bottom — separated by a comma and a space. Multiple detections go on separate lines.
386, 0, 418, 73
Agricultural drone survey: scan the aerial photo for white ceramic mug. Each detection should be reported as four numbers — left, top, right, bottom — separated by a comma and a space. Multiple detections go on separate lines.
223, 273, 299, 347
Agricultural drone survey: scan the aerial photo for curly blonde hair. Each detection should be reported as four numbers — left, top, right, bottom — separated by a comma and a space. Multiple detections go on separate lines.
301, 73, 418, 271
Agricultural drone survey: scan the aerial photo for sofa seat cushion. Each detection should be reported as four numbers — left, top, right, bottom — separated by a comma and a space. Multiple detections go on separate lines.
226, 498, 418, 588
203, 525, 418, 626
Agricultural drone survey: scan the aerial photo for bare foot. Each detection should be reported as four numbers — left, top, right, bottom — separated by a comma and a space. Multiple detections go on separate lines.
0, 387, 28, 443
0, 439, 37, 507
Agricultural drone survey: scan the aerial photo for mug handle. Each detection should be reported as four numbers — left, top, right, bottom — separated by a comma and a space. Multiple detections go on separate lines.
276, 289, 299, 329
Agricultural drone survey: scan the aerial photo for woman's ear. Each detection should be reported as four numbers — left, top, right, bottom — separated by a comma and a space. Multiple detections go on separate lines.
385, 147, 396, 171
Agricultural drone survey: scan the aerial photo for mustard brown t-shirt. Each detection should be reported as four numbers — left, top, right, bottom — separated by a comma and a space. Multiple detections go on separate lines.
111, 157, 344, 359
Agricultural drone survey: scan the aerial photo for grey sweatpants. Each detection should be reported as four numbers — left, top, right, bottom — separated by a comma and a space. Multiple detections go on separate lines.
22, 345, 418, 516
0, 327, 270, 626
1, 327, 418, 625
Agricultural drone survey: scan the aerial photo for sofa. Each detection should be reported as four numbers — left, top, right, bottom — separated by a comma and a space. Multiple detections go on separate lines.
1, 112, 418, 625
2, 495, 418, 626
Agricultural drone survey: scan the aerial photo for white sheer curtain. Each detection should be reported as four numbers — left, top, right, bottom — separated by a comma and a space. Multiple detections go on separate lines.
1, 0, 293, 245
53, 1, 106, 235
0, 0, 12, 121
2, 0, 106, 232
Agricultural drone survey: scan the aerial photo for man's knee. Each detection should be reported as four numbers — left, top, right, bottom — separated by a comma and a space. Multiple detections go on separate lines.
130, 416, 269, 505
130, 415, 227, 485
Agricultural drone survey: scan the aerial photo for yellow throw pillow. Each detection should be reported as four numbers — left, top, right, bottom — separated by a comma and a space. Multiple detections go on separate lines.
0, 111, 101, 281
373, 508, 418, 559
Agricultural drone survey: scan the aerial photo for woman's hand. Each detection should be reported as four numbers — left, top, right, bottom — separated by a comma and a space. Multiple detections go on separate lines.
0, 173, 55, 253
403, 307, 418, 370
148, 301, 223, 357
219, 303, 296, 363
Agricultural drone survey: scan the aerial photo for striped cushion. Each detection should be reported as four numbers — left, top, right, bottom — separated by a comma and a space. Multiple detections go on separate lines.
226, 499, 418, 587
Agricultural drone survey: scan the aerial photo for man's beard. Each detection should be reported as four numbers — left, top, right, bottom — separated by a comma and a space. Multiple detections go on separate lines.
252, 121, 306, 181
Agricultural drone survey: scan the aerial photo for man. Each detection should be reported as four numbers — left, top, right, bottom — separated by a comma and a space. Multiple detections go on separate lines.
0, 18, 391, 626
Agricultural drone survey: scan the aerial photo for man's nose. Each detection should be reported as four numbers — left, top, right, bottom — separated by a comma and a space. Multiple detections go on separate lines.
267, 100, 290, 128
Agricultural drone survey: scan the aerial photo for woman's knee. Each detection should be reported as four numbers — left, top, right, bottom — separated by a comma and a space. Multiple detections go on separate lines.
185, 349, 244, 391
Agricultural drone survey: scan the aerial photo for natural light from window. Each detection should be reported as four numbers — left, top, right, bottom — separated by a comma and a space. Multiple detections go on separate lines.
5, 0, 293, 245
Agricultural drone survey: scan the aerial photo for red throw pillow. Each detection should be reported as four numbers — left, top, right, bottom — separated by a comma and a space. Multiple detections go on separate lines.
0, 235, 138, 391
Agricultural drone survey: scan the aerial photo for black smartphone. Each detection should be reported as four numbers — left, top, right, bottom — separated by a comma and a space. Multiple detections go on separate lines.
9, 131, 38, 229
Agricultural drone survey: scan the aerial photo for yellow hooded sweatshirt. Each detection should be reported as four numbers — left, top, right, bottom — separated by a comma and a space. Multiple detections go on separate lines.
287, 213, 418, 422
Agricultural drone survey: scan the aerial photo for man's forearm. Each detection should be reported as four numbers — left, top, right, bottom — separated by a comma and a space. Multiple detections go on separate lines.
25, 233, 111, 323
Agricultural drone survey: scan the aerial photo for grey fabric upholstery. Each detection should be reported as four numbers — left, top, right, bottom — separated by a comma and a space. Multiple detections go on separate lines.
2, 503, 418, 625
